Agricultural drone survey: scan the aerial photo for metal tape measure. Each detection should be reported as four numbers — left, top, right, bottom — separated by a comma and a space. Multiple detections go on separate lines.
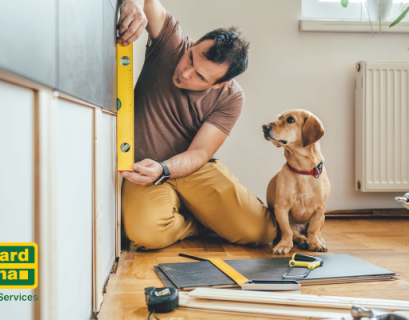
145, 287, 178, 319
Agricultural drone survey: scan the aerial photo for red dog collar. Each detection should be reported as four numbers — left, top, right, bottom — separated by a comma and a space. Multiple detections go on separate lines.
286, 161, 324, 178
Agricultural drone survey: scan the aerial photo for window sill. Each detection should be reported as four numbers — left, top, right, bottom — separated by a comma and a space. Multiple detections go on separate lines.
300, 19, 409, 33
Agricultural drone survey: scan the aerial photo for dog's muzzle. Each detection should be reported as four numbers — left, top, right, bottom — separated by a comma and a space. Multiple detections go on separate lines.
262, 124, 287, 144
262, 124, 273, 141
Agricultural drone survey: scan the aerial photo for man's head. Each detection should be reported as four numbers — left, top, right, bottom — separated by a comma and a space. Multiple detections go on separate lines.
173, 26, 249, 91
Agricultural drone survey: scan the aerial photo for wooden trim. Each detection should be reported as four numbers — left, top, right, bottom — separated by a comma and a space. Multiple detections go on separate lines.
325, 208, 409, 218
38, 90, 58, 320
179, 292, 351, 320
0, 68, 117, 115
300, 20, 409, 33
33, 90, 40, 320
181, 288, 409, 319
0, 68, 51, 92
188, 288, 409, 311
58, 92, 100, 110
92, 107, 104, 312
116, 173, 122, 258
102, 108, 116, 116
114, 93, 121, 258
116, 141, 122, 258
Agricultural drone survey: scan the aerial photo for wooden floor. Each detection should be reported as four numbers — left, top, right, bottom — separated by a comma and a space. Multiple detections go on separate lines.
98, 218, 409, 320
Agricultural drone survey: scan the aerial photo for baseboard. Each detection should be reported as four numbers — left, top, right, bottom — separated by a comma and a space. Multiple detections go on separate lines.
325, 208, 409, 218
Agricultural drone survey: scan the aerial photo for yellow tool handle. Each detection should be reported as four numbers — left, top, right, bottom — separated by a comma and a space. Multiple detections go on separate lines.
289, 253, 323, 270
289, 260, 321, 270
208, 258, 249, 287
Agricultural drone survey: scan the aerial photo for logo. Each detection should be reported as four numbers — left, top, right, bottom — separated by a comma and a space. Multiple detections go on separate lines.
0, 243, 38, 289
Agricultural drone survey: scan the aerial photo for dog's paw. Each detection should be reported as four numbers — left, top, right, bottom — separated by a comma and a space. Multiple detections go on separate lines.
298, 239, 309, 250
307, 238, 327, 252
293, 235, 309, 250
272, 240, 293, 255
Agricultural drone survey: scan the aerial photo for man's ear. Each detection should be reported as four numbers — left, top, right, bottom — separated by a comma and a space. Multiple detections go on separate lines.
193, 37, 202, 46
211, 82, 228, 89
302, 113, 325, 147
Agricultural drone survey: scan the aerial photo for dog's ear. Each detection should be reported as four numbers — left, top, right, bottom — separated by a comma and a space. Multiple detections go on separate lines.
302, 113, 325, 147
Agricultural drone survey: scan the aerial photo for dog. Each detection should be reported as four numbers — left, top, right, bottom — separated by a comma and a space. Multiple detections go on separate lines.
262, 109, 330, 255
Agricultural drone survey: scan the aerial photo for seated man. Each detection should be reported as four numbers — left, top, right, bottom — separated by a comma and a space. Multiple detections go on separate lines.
118, 0, 277, 250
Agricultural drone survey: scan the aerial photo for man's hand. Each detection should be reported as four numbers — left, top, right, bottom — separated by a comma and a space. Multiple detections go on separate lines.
121, 158, 163, 185
117, 0, 148, 46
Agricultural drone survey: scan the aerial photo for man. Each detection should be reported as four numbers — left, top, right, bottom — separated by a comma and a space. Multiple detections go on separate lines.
118, 0, 277, 250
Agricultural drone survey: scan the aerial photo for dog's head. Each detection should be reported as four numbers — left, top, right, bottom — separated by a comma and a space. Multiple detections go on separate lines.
262, 109, 325, 148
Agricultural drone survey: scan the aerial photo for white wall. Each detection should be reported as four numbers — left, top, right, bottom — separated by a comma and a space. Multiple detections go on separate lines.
133, 0, 406, 210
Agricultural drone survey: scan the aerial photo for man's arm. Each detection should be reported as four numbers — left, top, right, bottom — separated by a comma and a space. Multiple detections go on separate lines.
117, 0, 167, 46
121, 123, 228, 184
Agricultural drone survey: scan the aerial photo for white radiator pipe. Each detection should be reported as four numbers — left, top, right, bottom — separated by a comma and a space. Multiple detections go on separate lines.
395, 193, 409, 210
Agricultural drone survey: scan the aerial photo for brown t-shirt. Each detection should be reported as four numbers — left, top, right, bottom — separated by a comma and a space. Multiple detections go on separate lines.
133, 12, 244, 162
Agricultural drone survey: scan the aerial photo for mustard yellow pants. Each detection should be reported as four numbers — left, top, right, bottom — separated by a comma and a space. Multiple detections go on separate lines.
122, 160, 277, 250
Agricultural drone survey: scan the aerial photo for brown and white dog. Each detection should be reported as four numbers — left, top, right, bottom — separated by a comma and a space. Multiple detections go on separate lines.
262, 109, 330, 255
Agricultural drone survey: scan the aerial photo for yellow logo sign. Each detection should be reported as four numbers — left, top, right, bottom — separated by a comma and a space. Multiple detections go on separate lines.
0, 243, 38, 289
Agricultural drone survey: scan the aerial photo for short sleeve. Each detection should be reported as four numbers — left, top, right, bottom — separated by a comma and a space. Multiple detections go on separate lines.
145, 11, 185, 63
204, 91, 244, 135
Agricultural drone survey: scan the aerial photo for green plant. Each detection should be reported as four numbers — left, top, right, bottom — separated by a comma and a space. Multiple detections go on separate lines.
339, 0, 409, 29
390, 3, 409, 27
341, 0, 349, 8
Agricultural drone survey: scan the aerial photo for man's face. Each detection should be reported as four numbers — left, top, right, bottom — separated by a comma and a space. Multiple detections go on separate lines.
173, 40, 229, 91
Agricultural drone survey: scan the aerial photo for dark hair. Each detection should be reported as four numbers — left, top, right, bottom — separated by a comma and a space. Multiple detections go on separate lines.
196, 26, 249, 84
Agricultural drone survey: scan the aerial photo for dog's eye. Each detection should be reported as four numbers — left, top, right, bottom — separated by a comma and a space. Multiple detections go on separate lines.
286, 117, 295, 124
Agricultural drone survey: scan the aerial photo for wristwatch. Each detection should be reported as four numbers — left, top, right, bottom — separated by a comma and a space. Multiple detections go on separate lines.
152, 160, 171, 185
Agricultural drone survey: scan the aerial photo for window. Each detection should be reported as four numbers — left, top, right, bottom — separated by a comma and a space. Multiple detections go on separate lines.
302, 0, 409, 21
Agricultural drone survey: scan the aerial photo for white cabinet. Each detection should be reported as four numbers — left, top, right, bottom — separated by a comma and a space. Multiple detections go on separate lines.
0, 80, 35, 320
0, 80, 35, 243
55, 99, 94, 320
100, 113, 116, 289
0, 74, 118, 320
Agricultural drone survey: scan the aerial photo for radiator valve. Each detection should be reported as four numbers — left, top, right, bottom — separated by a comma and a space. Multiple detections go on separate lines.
395, 193, 409, 210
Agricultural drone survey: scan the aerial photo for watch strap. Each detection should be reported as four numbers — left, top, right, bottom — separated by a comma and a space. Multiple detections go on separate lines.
153, 160, 171, 185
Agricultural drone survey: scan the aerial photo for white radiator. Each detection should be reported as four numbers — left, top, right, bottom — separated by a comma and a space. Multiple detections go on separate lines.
355, 61, 409, 192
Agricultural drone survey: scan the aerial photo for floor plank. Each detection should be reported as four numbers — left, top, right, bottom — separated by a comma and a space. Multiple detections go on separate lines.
98, 218, 409, 320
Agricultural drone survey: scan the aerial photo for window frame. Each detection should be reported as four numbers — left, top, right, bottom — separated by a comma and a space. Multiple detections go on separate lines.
302, 0, 409, 22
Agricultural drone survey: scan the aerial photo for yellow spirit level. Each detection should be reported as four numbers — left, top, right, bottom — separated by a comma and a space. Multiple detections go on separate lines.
116, 43, 134, 172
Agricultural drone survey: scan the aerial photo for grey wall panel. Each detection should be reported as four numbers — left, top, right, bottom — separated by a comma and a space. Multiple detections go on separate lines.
0, 0, 56, 88
58, 0, 103, 106
103, 0, 117, 113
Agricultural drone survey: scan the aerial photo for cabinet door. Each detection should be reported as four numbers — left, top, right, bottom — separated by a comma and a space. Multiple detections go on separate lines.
100, 113, 116, 287
0, 80, 35, 320
55, 99, 93, 320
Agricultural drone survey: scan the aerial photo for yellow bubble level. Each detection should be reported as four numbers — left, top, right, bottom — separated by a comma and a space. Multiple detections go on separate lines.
117, 43, 134, 172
